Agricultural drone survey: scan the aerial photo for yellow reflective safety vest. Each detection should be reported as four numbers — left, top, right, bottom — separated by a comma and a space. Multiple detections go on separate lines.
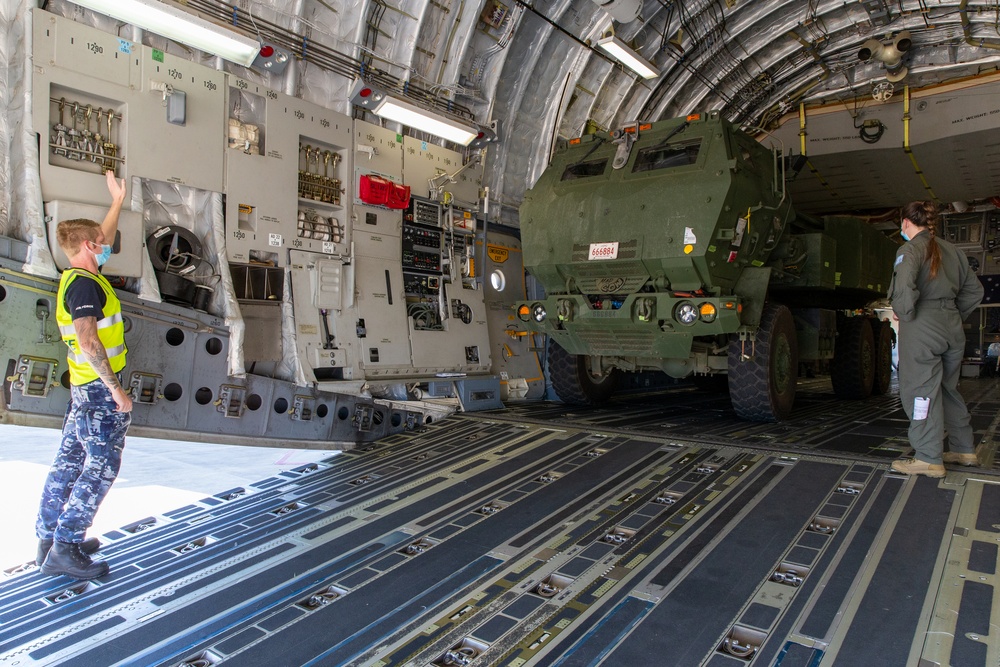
55, 268, 127, 386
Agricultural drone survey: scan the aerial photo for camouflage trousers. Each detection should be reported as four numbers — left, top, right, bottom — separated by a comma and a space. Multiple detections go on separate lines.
36, 376, 130, 544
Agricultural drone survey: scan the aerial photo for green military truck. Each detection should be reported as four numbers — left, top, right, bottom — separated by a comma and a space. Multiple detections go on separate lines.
515, 111, 897, 421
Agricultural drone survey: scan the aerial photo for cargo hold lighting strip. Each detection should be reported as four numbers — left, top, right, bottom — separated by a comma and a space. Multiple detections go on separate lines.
64, 0, 261, 66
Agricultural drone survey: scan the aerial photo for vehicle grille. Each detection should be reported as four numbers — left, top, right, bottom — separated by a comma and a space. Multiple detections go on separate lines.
575, 330, 654, 355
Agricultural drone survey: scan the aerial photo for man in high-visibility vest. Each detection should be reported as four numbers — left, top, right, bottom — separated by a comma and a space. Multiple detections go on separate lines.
36, 170, 132, 580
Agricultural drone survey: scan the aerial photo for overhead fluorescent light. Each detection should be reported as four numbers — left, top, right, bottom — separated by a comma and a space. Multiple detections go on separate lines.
65, 0, 261, 66
375, 98, 479, 146
350, 80, 479, 146
597, 35, 659, 80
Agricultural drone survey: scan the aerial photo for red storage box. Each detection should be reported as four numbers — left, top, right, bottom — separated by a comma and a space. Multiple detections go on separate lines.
359, 174, 390, 206
387, 182, 411, 210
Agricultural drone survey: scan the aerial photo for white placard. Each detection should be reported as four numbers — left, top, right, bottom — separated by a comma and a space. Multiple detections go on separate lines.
913, 397, 929, 420
268, 233, 283, 247
323, 241, 335, 254
684, 227, 697, 244
588, 242, 619, 261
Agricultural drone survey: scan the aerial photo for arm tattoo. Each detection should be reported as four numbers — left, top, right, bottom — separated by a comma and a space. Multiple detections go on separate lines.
75, 316, 121, 392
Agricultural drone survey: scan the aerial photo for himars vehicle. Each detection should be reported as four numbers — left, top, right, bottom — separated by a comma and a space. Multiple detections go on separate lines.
515, 111, 899, 421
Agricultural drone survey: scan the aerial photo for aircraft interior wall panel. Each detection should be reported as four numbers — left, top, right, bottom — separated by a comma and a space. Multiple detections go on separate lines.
255, 380, 337, 443
354, 121, 404, 238
352, 243, 413, 372
408, 296, 491, 373
776, 80, 1000, 214
907, 80, 1000, 144
130, 45, 225, 192
32, 11, 138, 206
288, 251, 361, 383
223, 77, 297, 267
282, 93, 353, 257
788, 151, 928, 213
911, 131, 1000, 204
2, 268, 74, 418
44, 201, 144, 277
118, 310, 194, 428
401, 136, 482, 204
481, 234, 546, 400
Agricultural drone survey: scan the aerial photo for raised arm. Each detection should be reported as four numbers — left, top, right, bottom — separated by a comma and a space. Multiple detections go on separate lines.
99, 170, 127, 248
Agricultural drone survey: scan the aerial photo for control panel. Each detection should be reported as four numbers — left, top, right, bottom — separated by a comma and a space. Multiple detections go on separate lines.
402, 226, 443, 273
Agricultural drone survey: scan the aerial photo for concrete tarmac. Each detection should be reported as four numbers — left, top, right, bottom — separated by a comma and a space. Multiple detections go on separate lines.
0, 424, 337, 569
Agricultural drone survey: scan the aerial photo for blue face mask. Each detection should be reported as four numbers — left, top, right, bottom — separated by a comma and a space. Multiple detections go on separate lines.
901, 230, 910, 242
95, 244, 112, 266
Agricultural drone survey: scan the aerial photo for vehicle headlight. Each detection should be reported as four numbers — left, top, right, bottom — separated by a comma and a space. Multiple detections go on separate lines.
532, 303, 547, 322
675, 301, 698, 325
699, 302, 717, 323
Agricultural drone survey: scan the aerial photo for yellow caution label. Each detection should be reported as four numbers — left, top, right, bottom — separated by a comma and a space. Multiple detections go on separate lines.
684, 244, 694, 254
488, 245, 509, 263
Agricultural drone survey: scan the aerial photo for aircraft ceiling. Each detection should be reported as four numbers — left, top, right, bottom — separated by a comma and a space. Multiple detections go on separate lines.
47, 0, 1000, 221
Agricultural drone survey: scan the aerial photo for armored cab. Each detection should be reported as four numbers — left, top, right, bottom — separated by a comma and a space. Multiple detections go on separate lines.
515, 111, 898, 421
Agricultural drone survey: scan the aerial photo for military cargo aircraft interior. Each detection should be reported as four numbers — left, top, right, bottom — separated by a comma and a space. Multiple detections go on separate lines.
2, 0, 1000, 665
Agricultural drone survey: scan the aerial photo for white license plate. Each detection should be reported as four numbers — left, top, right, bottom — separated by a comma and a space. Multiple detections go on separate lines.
588, 242, 619, 260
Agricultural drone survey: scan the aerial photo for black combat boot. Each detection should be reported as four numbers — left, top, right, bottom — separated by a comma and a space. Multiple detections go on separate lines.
36, 537, 101, 567
40, 541, 109, 580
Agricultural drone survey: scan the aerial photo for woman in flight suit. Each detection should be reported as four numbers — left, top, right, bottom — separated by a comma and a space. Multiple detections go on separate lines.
889, 201, 983, 477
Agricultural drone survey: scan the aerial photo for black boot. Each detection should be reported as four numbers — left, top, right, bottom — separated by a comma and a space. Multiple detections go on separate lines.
36, 537, 101, 567
40, 541, 109, 580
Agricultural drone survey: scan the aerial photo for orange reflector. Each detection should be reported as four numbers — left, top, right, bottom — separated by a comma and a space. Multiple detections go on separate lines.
639, 123, 652, 131
569, 137, 582, 145
686, 113, 701, 122
722, 301, 736, 310
624, 126, 636, 134
737, 304, 743, 313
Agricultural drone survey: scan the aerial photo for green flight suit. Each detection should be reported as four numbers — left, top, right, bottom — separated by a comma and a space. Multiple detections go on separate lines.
888, 230, 983, 463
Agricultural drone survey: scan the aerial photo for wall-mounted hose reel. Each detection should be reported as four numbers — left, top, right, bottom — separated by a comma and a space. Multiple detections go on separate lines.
147, 225, 211, 309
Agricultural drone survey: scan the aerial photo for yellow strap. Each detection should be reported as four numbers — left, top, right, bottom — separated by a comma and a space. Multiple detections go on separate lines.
798, 102, 807, 156
902, 86, 939, 201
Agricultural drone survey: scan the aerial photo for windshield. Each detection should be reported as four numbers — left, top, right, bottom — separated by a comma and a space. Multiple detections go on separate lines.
632, 139, 702, 173
561, 158, 609, 181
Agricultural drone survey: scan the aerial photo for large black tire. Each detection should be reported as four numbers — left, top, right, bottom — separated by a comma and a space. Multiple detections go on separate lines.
870, 319, 895, 396
728, 304, 798, 422
547, 338, 619, 405
831, 317, 874, 399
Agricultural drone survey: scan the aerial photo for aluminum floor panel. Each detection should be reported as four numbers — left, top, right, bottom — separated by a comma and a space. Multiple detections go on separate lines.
1, 381, 999, 667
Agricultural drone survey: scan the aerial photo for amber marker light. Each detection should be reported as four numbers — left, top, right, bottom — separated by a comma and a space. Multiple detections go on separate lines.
699, 303, 717, 323
517, 304, 531, 322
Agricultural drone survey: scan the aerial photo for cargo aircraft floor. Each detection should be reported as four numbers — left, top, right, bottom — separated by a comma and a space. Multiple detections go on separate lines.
1, 378, 998, 666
